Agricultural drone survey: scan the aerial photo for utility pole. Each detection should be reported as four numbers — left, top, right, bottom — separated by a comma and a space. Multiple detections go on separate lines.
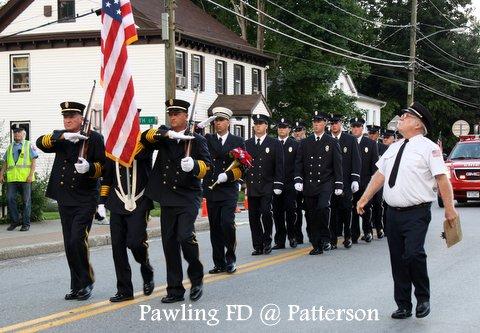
407, 0, 417, 106
165, 0, 176, 102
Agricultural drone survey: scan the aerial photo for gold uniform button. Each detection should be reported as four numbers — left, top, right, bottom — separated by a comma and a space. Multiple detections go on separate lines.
60, 181, 64, 185
62, 167, 65, 170
173, 186, 176, 190
163, 181, 166, 184
74, 171, 77, 174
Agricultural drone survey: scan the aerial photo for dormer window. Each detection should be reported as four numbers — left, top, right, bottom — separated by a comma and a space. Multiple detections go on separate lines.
58, 0, 75, 22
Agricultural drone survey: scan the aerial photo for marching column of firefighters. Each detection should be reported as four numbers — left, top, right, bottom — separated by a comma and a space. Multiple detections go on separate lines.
34, 99, 456, 319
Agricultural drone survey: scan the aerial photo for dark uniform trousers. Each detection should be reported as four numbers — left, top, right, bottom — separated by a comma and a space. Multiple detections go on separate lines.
272, 188, 297, 246
386, 205, 431, 310
58, 204, 96, 291
351, 190, 373, 240
304, 182, 332, 248
207, 199, 237, 268
161, 205, 204, 297
330, 190, 353, 244
295, 192, 305, 242
248, 195, 274, 250
110, 208, 153, 296
371, 189, 384, 233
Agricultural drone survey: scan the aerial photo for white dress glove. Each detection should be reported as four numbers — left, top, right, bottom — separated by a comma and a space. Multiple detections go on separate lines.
351, 181, 359, 193
167, 130, 195, 140
334, 189, 343, 196
295, 183, 303, 192
63, 132, 88, 143
196, 116, 217, 129
181, 157, 194, 172
97, 204, 106, 219
217, 172, 228, 184
274, 189, 282, 195
74, 157, 90, 174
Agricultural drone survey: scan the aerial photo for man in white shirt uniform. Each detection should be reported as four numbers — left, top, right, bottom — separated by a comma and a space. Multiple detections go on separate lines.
356, 101, 458, 320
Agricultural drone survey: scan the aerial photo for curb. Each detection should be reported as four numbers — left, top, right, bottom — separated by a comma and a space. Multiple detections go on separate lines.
0, 220, 211, 261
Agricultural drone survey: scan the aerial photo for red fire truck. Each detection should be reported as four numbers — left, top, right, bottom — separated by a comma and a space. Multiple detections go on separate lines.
439, 135, 480, 207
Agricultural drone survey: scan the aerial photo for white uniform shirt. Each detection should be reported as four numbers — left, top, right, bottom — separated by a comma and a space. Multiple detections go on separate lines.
255, 133, 267, 145
217, 132, 229, 146
376, 134, 446, 207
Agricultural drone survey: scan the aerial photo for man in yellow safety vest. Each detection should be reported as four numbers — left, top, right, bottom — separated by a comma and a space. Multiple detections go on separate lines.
0, 124, 38, 231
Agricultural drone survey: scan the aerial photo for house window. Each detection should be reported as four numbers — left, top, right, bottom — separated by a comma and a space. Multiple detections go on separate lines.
234, 124, 244, 138
10, 54, 30, 92
215, 60, 227, 94
191, 55, 204, 91
9, 121, 30, 141
252, 68, 262, 94
176, 51, 187, 88
58, 0, 75, 21
234, 64, 244, 95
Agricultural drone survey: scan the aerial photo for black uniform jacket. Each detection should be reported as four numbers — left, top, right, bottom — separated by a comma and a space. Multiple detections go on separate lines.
203, 133, 245, 202
336, 132, 361, 189
245, 135, 284, 197
99, 143, 154, 215
357, 136, 379, 190
294, 133, 343, 196
36, 130, 105, 206
281, 137, 299, 188
140, 127, 212, 207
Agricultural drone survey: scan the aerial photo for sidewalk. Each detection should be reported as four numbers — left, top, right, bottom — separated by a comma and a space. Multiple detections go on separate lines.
0, 209, 249, 261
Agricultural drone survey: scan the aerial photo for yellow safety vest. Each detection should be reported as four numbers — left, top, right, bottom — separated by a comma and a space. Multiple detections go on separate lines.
6, 140, 35, 182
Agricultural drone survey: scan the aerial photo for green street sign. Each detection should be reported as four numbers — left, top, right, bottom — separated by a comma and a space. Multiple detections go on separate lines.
139, 116, 158, 125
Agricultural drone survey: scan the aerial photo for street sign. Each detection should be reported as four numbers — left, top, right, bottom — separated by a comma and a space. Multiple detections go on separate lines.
452, 120, 470, 137
139, 116, 158, 125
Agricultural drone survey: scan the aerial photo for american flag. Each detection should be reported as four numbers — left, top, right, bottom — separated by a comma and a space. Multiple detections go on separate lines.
101, 0, 139, 166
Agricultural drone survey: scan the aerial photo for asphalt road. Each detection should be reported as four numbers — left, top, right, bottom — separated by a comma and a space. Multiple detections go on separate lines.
0, 203, 479, 333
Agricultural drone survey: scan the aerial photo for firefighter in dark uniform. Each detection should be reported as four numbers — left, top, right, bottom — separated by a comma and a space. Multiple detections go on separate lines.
292, 121, 307, 244
368, 124, 387, 239
329, 114, 361, 249
272, 118, 299, 249
380, 129, 396, 231
140, 99, 212, 303
98, 141, 155, 303
350, 118, 379, 243
294, 111, 343, 255
245, 114, 284, 255
201, 107, 245, 274
36, 102, 105, 301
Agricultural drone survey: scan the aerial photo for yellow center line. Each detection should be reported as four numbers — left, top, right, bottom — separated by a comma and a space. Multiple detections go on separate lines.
1, 247, 310, 333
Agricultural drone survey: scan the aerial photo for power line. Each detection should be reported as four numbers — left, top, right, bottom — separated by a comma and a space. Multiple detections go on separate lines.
416, 58, 480, 84
425, 0, 459, 28
361, 26, 408, 56
202, 0, 408, 68
264, 0, 409, 59
418, 63, 480, 88
416, 81, 480, 108
321, 0, 410, 28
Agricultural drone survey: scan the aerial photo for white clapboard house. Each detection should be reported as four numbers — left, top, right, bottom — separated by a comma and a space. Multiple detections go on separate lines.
0, 0, 273, 176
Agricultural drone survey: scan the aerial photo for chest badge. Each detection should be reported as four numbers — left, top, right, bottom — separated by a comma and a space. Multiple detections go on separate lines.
343, 147, 347, 153
325, 145, 329, 152
266, 147, 270, 154
288, 147, 293, 153
365, 147, 369, 153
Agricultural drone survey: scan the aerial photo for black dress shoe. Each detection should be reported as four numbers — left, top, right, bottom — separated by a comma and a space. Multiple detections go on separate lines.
64, 290, 79, 300
352, 239, 358, 244
263, 244, 272, 254
20, 225, 30, 231
360, 235, 366, 241
272, 244, 285, 250
330, 242, 337, 250
208, 266, 226, 274
190, 284, 203, 301
77, 284, 93, 301
322, 242, 332, 251
309, 247, 323, 255
377, 230, 385, 239
365, 233, 373, 243
7, 222, 21, 231
343, 239, 352, 249
161, 294, 185, 303
226, 263, 237, 274
289, 239, 297, 248
143, 280, 155, 296
391, 308, 412, 319
251, 249, 263, 256
416, 301, 430, 318
109, 293, 134, 303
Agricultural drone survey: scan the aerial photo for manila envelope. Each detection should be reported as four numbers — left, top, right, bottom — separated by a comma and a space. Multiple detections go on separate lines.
442, 216, 462, 248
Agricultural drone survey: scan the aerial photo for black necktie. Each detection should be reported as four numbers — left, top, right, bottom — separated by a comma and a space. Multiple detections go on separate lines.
281, 139, 285, 145
256, 138, 261, 146
218, 137, 222, 145
316, 136, 320, 142
388, 139, 409, 188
